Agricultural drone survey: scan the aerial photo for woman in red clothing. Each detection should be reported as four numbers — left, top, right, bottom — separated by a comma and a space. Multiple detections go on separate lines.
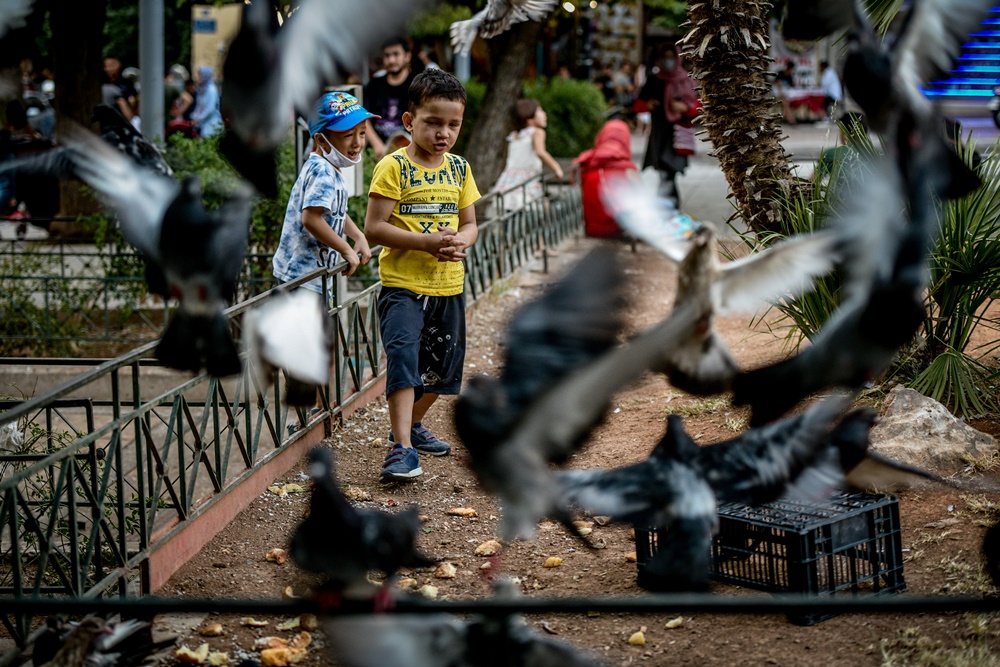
574, 119, 637, 239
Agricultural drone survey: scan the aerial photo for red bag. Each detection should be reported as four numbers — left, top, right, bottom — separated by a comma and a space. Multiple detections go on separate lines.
673, 122, 696, 156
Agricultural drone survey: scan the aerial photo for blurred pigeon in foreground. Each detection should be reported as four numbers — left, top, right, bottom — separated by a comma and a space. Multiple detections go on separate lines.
784, 406, 952, 497
325, 579, 599, 667
244, 288, 333, 406
454, 247, 628, 540
290, 446, 434, 601
220, 0, 429, 196
558, 419, 715, 532
842, 0, 986, 199
559, 421, 717, 591
0, 124, 252, 377
0, 0, 34, 40
92, 104, 173, 177
731, 159, 927, 426
450, 0, 560, 56
33, 616, 174, 667
604, 174, 841, 394
779, 0, 854, 40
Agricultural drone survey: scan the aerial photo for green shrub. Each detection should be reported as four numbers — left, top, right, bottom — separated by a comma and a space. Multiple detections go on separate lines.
454, 77, 606, 158
453, 78, 488, 157
523, 77, 607, 157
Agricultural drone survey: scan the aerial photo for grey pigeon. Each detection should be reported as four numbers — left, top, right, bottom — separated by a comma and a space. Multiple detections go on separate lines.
603, 174, 841, 394
558, 421, 718, 591
290, 446, 435, 599
450, 0, 560, 56
0, 124, 251, 377
842, 0, 986, 199
779, 0, 854, 40
325, 578, 600, 667
0, 0, 33, 40
558, 420, 716, 533
454, 247, 628, 540
33, 616, 175, 667
244, 288, 333, 407
92, 104, 173, 178
219, 0, 429, 196
730, 156, 930, 425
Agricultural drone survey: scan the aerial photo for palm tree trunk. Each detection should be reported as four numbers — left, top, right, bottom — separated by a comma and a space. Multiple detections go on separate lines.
679, 0, 802, 234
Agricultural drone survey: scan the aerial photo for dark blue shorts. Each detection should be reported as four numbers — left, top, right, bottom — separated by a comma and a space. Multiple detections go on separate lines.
377, 286, 466, 397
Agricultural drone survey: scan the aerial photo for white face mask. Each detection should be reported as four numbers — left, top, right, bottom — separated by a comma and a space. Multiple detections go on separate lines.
316, 134, 362, 169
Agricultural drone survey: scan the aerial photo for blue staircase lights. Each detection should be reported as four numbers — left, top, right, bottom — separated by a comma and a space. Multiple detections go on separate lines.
872, 10, 998, 102
923, 89, 994, 98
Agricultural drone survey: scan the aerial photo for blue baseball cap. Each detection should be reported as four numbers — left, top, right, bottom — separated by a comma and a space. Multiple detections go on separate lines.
308, 91, 379, 135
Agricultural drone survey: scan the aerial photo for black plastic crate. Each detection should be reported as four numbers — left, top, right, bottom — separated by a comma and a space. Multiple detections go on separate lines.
636, 491, 906, 625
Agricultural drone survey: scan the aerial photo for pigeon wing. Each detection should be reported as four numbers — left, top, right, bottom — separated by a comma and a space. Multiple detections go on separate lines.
892, 0, 994, 116
714, 230, 841, 314
501, 246, 626, 413
602, 172, 697, 263
250, 290, 331, 387
26, 125, 176, 260
450, 9, 487, 56
279, 0, 432, 118
0, 0, 34, 39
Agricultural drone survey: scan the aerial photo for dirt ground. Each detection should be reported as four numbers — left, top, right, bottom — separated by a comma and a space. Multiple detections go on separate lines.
154, 236, 1000, 667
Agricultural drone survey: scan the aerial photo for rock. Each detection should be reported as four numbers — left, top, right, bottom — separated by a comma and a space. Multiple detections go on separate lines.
871, 386, 997, 475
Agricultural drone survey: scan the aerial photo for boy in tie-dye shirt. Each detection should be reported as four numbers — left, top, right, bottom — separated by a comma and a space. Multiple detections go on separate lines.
273, 91, 376, 305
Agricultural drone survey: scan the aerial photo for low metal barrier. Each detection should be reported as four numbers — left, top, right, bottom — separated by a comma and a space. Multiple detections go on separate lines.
0, 173, 582, 649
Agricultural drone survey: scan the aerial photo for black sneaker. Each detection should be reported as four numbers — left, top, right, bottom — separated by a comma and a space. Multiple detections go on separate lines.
388, 422, 452, 456
379, 443, 423, 482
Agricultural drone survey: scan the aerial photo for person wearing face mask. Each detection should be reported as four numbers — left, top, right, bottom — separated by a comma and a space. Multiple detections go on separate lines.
273, 91, 375, 305
637, 43, 699, 208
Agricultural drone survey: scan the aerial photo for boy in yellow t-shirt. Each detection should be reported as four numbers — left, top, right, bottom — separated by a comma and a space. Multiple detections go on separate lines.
365, 68, 480, 482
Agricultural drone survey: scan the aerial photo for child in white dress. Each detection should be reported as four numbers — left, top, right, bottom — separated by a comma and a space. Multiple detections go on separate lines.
492, 99, 564, 213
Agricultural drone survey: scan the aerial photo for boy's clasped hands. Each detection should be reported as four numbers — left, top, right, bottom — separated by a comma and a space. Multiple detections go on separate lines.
429, 224, 471, 262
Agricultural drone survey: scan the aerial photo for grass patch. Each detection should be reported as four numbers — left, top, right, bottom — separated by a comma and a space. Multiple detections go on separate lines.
881, 624, 1000, 667
666, 396, 730, 417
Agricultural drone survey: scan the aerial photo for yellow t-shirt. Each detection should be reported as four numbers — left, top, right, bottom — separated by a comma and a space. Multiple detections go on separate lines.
369, 148, 481, 296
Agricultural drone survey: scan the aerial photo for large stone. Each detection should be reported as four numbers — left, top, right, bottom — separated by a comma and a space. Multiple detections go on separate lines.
869, 385, 997, 474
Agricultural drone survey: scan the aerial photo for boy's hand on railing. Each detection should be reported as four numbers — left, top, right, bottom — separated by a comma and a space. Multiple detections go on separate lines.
343, 249, 361, 277
354, 238, 372, 264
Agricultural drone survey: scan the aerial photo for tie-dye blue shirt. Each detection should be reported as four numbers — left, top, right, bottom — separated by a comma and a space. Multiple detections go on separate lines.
273, 154, 348, 294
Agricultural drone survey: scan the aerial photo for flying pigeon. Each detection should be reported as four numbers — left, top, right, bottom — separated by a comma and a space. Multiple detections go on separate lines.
0, 0, 33, 40
244, 288, 333, 407
558, 419, 718, 591
454, 246, 629, 540
290, 446, 435, 600
603, 174, 842, 394
841, 0, 987, 199
450, 0, 560, 56
92, 104, 173, 177
0, 124, 252, 377
325, 578, 600, 667
779, 0, 854, 41
731, 159, 928, 426
219, 0, 429, 197
557, 419, 715, 533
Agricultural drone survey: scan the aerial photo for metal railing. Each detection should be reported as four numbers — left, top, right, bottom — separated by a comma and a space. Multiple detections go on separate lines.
0, 173, 582, 648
